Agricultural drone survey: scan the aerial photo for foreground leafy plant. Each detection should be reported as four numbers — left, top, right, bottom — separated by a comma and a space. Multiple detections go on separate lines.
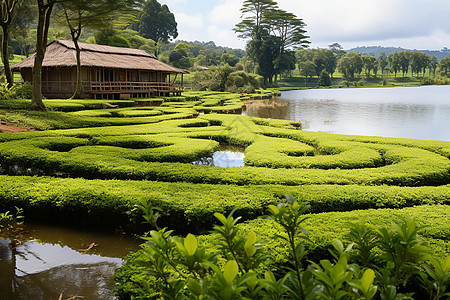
115, 196, 449, 299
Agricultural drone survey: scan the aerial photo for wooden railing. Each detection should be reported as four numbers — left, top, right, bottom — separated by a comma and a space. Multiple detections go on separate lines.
89, 81, 183, 94
42, 81, 183, 94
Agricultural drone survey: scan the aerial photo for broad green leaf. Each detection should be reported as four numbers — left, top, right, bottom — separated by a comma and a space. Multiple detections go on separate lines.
361, 269, 375, 293
244, 231, 257, 257
214, 212, 227, 224
267, 205, 279, 215
184, 234, 197, 256
223, 260, 239, 285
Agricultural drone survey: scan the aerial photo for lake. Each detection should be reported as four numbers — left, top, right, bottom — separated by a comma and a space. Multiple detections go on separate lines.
243, 85, 450, 141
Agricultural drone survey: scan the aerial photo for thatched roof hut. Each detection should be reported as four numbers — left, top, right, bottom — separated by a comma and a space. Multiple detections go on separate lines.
11, 40, 189, 99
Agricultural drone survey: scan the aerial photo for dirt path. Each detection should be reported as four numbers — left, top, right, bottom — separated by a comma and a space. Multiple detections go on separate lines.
0, 121, 31, 133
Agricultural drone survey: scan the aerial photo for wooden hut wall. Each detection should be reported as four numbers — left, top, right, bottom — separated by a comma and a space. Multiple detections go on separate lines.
20, 69, 32, 82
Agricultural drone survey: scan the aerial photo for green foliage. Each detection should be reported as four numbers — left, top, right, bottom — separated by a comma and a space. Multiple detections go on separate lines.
133, 0, 178, 54
191, 65, 236, 91
318, 70, 331, 87
0, 78, 17, 100
115, 196, 449, 299
14, 82, 33, 99
0, 207, 24, 247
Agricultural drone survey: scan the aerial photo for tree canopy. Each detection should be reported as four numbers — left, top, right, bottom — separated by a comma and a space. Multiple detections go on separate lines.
133, 0, 177, 54
234, 0, 309, 85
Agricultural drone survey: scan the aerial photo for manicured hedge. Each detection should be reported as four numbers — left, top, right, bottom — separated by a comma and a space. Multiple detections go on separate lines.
230, 204, 450, 262
0, 175, 448, 233
0, 115, 449, 186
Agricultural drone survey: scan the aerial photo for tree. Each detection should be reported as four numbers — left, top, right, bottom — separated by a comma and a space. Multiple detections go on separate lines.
317, 70, 331, 87
410, 52, 429, 77
169, 42, 192, 69
398, 50, 412, 77
31, 0, 57, 111
55, 0, 140, 98
338, 52, 363, 81
273, 50, 295, 80
378, 52, 389, 75
234, 0, 309, 84
135, 0, 177, 55
440, 56, 450, 76
328, 42, 346, 59
234, 0, 277, 39
429, 56, 438, 76
299, 61, 315, 87
0, 0, 28, 88
362, 55, 377, 79
388, 52, 400, 77
264, 9, 309, 52
220, 53, 239, 67
322, 49, 337, 78
247, 31, 280, 85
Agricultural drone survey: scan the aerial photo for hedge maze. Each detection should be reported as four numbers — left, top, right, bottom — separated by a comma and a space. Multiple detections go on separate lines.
0, 91, 449, 259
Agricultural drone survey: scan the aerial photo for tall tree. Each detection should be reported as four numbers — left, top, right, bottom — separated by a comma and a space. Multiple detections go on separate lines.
31, 0, 56, 111
264, 9, 309, 52
234, 0, 308, 84
234, 0, 277, 39
55, 0, 139, 99
135, 0, 177, 55
0, 0, 27, 88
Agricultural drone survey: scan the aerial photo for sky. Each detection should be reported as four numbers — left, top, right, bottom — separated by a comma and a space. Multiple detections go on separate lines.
159, 0, 450, 51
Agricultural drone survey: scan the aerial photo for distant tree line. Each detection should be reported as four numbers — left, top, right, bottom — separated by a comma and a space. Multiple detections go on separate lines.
296, 45, 448, 87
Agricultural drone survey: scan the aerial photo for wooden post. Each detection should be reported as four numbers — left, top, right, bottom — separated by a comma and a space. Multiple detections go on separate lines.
58, 68, 61, 92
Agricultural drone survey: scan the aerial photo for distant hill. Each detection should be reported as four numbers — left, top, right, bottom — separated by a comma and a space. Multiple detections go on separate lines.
347, 46, 450, 61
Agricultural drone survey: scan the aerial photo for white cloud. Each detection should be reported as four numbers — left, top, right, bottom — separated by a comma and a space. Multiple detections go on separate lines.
159, 0, 187, 7
278, 0, 450, 48
209, 0, 243, 26
207, 25, 246, 49
163, 0, 450, 50
175, 12, 205, 30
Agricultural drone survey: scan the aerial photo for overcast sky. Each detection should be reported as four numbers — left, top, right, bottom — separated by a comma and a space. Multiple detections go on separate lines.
159, 0, 450, 51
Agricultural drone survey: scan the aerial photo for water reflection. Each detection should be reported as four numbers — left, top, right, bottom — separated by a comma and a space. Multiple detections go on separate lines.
0, 223, 141, 300
244, 86, 450, 141
193, 145, 245, 167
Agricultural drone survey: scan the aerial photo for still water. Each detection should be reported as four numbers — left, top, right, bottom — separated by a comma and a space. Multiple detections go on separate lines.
244, 86, 450, 141
0, 223, 141, 299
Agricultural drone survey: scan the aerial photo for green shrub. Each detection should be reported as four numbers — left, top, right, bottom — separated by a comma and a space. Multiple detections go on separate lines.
14, 82, 33, 99
115, 197, 449, 299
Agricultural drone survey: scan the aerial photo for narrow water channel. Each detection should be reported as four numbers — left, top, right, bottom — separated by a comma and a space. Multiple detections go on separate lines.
193, 144, 246, 167
0, 223, 142, 299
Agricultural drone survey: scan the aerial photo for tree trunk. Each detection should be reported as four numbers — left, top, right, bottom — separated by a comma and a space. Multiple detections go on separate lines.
1, 25, 14, 88
30, 1, 53, 111
31, 45, 45, 110
71, 39, 82, 99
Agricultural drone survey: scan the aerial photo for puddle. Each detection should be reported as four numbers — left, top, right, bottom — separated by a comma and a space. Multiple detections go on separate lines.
0, 223, 142, 299
193, 144, 245, 167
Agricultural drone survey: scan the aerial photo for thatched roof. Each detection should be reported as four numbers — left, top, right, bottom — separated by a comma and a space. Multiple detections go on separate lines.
11, 40, 189, 74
